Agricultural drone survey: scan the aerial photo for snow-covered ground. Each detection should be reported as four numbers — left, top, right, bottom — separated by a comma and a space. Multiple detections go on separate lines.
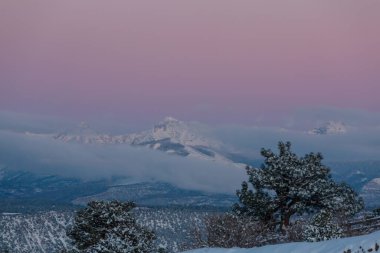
184, 230, 380, 253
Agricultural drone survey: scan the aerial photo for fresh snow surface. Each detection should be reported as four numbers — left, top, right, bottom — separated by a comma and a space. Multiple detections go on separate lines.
183, 230, 380, 253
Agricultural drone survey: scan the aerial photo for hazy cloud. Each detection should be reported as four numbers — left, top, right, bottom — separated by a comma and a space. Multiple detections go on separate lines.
212, 125, 380, 162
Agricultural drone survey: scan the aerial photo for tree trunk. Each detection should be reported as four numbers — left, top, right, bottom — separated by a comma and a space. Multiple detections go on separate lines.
284, 214, 290, 227
280, 212, 291, 233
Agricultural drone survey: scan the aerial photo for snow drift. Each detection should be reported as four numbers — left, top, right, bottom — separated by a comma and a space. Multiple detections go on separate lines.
184, 230, 380, 253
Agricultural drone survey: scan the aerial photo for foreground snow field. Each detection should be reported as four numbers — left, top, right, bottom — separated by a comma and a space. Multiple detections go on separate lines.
184, 230, 380, 253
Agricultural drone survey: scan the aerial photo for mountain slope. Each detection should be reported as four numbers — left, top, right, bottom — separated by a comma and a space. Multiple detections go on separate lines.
0, 208, 211, 253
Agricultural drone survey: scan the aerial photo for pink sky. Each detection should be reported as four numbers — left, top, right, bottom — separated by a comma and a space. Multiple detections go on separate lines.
0, 0, 379, 124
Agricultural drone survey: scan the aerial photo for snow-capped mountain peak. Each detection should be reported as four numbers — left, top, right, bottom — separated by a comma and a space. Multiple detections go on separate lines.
308, 121, 347, 135
152, 117, 190, 141
125, 117, 229, 161
162, 116, 179, 123
132, 117, 219, 148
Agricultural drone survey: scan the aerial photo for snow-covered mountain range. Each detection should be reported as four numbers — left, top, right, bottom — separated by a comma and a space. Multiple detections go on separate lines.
53, 117, 237, 164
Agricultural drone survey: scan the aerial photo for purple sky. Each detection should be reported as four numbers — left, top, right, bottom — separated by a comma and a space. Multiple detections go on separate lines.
0, 0, 379, 124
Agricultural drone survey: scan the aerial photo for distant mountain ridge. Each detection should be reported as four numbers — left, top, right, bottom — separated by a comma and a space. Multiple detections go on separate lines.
72, 181, 236, 207
53, 117, 238, 164
308, 121, 348, 135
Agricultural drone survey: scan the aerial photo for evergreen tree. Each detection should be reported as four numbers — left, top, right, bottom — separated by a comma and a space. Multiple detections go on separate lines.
303, 209, 343, 242
67, 201, 156, 253
233, 141, 363, 231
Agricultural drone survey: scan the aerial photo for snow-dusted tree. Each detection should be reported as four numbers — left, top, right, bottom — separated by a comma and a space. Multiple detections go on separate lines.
67, 201, 156, 253
233, 141, 364, 231
189, 213, 272, 248
303, 209, 343, 242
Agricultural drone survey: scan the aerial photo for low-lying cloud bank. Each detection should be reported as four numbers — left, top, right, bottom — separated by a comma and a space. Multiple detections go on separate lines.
211, 125, 380, 162
0, 130, 245, 194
